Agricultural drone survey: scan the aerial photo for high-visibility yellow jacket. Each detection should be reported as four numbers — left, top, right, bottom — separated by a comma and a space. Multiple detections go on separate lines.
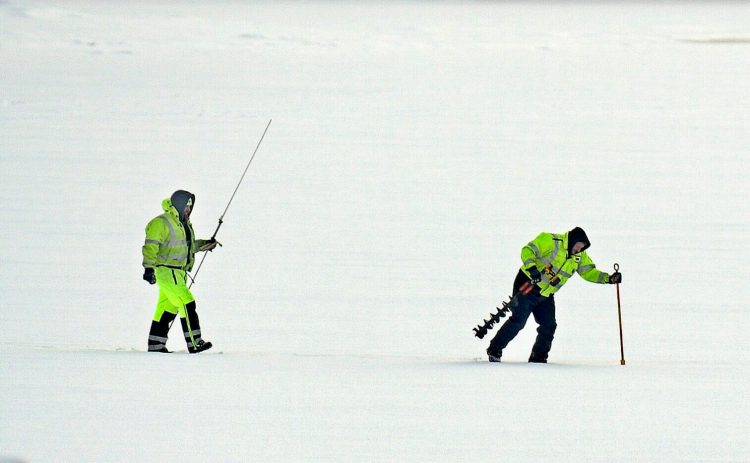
142, 198, 207, 272
521, 230, 610, 297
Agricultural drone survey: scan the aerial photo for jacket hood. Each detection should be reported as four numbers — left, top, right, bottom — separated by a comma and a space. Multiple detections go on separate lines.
170, 190, 195, 221
161, 198, 178, 217
567, 227, 591, 254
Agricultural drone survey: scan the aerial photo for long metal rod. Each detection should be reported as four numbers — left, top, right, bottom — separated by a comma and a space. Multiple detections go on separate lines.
614, 263, 625, 365
189, 119, 272, 288
218, 119, 273, 227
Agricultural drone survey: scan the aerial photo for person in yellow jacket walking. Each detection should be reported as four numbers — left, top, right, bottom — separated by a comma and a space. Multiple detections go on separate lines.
486, 227, 622, 363
142, 190, 219, 353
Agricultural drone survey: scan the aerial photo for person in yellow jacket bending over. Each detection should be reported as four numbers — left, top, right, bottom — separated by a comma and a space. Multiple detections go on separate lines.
486, 227, 622, 363
142, 190, 219, 353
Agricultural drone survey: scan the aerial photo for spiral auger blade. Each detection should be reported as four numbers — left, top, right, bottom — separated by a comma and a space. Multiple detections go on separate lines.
473, 295, 514, 339
473, 281, 533, 339
473, 325, 489, 339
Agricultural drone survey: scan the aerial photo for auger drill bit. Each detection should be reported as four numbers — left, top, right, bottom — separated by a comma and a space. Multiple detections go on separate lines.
473, 281, 533, 339
473, 299, 511, 339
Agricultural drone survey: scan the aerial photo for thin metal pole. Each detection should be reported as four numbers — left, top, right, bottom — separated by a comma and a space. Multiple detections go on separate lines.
614, 263, 625, 365
189, 119, 272, 288
217, 119, 273, 228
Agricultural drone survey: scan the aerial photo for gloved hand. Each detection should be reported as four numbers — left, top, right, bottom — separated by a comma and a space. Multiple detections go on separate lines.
527, 267, 542, 284
143, 267, 156, 285
199, 238, 222, 252
609, 272, 622, 284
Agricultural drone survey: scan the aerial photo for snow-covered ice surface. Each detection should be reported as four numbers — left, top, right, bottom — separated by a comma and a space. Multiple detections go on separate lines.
1, 1, 748, 461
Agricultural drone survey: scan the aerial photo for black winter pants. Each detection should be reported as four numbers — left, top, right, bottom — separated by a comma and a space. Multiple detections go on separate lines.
488, 270, 558, 361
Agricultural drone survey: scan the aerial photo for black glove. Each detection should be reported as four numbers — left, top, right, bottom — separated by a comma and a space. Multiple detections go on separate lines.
143, 268, 156, 285
527, 267, 542, 284
199, 238, 222, 252
609, 272, 622, 284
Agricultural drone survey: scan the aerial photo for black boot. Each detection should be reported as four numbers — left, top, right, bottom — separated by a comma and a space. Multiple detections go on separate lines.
528, 352, 548, 363
148, 312, 176, 353
487, 348, 502, 363
188, 339, 213, 353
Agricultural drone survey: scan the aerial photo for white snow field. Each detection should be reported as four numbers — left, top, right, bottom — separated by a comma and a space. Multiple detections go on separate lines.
1, 1, 749, 461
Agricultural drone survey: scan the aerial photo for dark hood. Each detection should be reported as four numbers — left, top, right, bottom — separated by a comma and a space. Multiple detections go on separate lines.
170, 189, 195, 221
567, 227, 591, 254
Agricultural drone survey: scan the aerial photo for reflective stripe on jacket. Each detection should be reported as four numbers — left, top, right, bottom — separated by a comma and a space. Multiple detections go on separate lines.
142, 198, 200, 272
520, 231, 609, 297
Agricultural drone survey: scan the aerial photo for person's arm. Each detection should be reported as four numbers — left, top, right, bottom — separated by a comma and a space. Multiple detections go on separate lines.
142, 219, 166, 269
576, 252, 611, 284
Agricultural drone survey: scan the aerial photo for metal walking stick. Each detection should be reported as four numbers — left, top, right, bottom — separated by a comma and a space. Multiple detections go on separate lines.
189, 119, 272, 288
614, 263, 625, 365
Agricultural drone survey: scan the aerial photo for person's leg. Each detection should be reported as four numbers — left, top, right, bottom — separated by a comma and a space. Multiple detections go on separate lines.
487, 295, 535, 360
147, 272, 181, 352
152, 267, 207, 351
147, 310, 177, 352
180, 301, 206, 349
487, 270, 541, 360
163, 269, 212, 353
529, 296, 557, 363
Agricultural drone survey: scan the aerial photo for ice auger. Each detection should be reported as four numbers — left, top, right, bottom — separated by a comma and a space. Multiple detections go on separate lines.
473, 281, 533, 339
